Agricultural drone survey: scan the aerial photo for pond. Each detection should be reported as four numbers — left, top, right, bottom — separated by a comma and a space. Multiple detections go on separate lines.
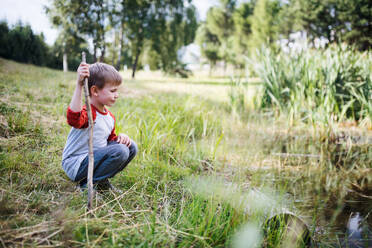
261, 129, 372, 247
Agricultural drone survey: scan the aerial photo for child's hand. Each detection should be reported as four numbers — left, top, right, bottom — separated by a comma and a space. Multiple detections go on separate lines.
77, 62, 90, 86
116, 133, 131, 147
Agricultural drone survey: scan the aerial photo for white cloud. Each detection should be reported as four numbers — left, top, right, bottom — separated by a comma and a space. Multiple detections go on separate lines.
0, 0, 58, 45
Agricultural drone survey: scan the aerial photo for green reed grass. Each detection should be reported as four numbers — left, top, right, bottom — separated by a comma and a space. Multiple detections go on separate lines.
248, 45, 371, 126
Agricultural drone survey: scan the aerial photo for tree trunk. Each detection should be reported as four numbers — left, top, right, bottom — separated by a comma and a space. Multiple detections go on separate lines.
132, 48, 141, 79
116, 25, 124, 70
223, 60, 227, 77
99, 32, 106, 62
63, 53, 68, 72
100, 45, 106, 62
93, 45, 97, 62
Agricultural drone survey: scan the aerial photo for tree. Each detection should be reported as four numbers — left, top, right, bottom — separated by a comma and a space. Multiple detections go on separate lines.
46, 3, 93, 70
48, 0, 108, 62
249, 0, 282, 51
5, 22, 49, 66
205, 0, 236, 70
286, 0, 335, 45
195, 23, 221, 75
149, 3, 198, 74
0, 21, 10, 58
330, 0, 371, 50
122, 0, 155, 78
286, 0, 371, 50
105, 0, 125, 69
48, 32, 92, 71
117, 0, 197, 78
231, 1, 256, 66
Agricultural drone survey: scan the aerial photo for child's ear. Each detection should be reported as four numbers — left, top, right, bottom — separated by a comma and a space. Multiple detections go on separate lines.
90, 86, 98, 96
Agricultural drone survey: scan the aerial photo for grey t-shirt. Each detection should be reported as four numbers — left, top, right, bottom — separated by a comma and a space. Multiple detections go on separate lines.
62, 105, 117, 180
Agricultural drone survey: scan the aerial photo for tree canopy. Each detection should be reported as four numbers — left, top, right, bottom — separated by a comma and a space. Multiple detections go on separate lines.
45, 0, 198, 77
196, 0, 371, 71
0, 0, 370, 74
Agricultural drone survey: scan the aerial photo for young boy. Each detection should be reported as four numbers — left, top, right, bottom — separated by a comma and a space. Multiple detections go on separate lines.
62, 62, 137, 192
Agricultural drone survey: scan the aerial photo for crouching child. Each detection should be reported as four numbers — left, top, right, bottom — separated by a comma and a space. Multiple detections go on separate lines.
62, 62, 137, 192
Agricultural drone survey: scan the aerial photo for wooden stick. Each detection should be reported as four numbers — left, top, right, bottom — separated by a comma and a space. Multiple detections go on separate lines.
82, 52, 95, 209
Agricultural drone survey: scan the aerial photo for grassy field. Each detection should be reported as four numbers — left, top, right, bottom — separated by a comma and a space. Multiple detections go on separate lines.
0, 58, 371, 247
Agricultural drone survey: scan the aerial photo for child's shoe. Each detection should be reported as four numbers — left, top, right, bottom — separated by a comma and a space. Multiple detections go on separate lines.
96, 179, 123, 194
76, 183, 87, 192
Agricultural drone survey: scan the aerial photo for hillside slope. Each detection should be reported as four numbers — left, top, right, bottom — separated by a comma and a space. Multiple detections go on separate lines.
0, 58, 243, 247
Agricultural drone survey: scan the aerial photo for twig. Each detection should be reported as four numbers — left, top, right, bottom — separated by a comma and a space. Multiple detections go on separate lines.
157, 220, 208, 241
111, 223, 146, 232
272, 153, 321, 158
68, 240, 86, 245
0, 222, 54, 235
98, 209, 150, 220
80, 182, 138, 217
0, 236, 6, 248
36, 228, 63, 245
352, 190, 372, 199
112, 192, 130, 218
14, 227, 54, 239
111, 190, 137, 226
85, 216, 90, 246
91, 228, 108, 247
35, 244, 63, 248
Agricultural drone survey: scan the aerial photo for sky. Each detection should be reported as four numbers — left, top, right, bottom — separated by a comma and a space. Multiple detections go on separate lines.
0, 0, 217, 46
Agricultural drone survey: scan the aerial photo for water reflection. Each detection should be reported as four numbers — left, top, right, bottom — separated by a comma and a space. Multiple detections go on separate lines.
341, 212, 371, 248
347, 212, 363, 240
332, 191, 372, 248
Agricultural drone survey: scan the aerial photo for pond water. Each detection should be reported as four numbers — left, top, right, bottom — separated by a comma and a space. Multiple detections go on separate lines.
331, 190, 372, 247
271, 131, 372, 247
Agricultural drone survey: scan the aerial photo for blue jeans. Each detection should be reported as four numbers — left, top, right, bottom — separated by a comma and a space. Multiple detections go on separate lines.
74, 141, 138, 187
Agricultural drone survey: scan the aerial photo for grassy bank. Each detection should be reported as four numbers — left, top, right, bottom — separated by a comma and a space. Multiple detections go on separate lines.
0, 58, 249, 247
0, 58, 371, 247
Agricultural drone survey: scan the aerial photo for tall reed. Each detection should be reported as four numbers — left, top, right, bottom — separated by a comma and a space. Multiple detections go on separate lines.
250, 45, 371, 126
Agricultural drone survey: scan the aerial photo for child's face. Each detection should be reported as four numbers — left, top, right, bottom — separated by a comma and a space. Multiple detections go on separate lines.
95, 83, 119, 107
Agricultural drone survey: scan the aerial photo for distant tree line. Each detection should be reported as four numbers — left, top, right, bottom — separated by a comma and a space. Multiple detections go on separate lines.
0, 0, 370, 76
45, 0, 198, 78
0, 20, 94, 70
0, 21, 50, 67
197, 0, 371, 71
0, 0, 197, 78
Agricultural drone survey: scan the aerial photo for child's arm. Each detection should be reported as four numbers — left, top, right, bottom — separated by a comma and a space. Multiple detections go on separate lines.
69, 63, 89, 112
66, 63, 93, 129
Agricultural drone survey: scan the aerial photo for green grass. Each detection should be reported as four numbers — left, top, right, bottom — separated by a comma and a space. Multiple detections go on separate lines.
0, 57, 371, 247
248, 45, 372, 127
